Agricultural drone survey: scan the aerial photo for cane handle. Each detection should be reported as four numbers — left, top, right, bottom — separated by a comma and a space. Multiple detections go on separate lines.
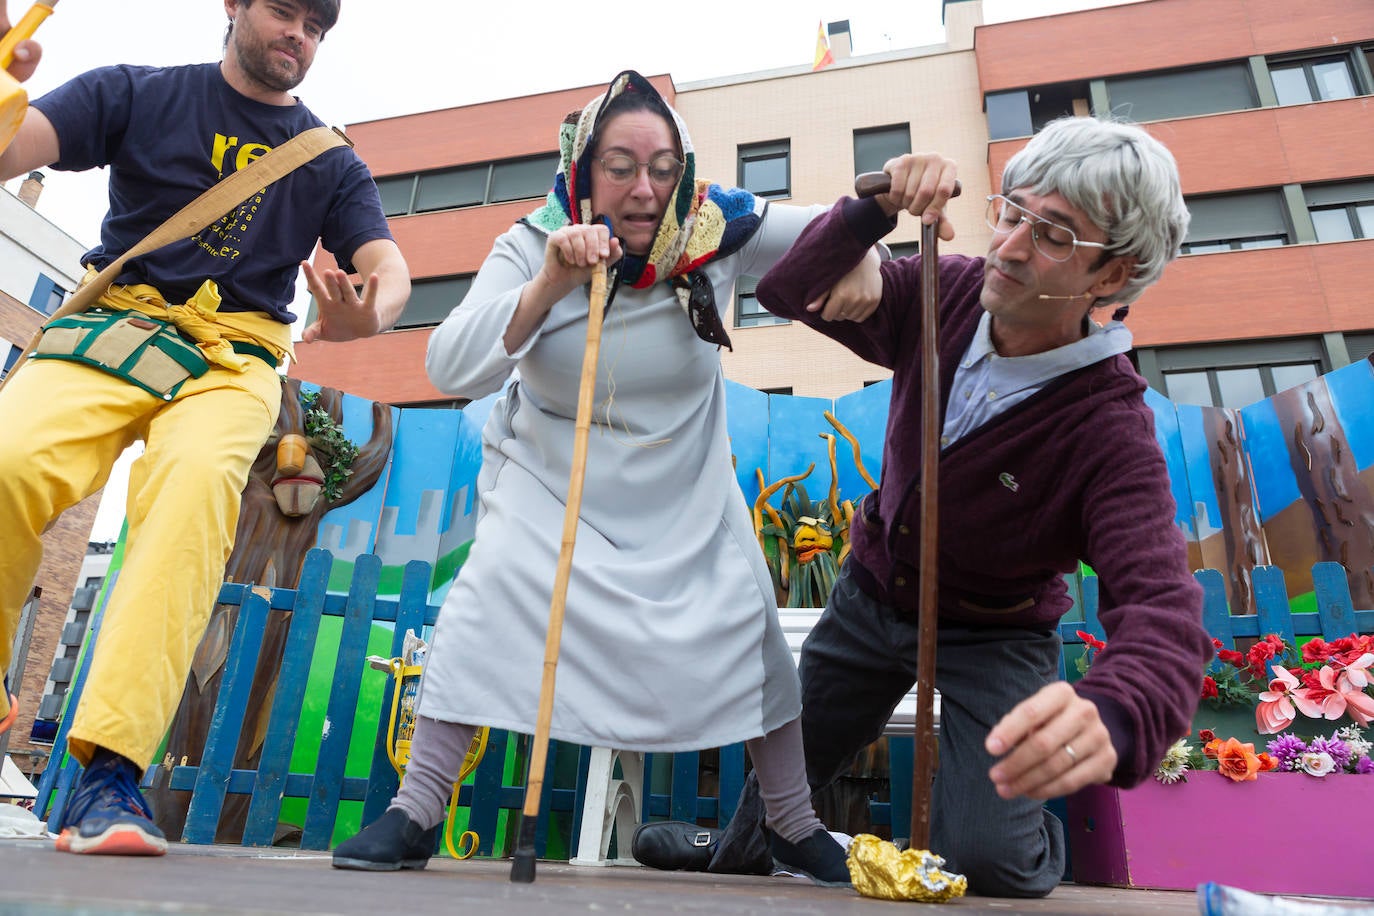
854, 172, 962, 201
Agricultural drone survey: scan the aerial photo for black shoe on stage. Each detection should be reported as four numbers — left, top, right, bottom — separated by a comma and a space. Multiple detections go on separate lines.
770, 828, 852, 886
332, 808, 437, 871
631, 820, 718, 871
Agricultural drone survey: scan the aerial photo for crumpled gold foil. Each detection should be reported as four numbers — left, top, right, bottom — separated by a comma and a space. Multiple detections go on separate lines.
846, 833, 968, 903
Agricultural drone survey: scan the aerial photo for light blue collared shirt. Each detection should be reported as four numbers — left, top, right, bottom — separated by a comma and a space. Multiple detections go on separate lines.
940, 311, 1134, 447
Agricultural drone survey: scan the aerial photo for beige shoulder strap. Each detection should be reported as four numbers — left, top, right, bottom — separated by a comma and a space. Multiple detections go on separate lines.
56, 125, 350, 320
0, 125, 349, 392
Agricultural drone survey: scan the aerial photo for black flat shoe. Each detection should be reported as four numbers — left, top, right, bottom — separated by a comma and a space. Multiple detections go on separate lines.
332, 808, 437, 871
631, 820, 718, 871
771, 828, 852, 886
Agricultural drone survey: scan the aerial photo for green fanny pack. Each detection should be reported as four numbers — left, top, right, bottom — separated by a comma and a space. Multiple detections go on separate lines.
31, 310, 274, 400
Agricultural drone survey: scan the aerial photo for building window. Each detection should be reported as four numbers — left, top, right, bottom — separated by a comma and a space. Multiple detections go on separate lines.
29, 274, 67, 316
1180, 190, 1290, 254
1105, 63, 1256, 122
490, 156, 558, 204
376, 153, 559, 216
415, 166, 488, 212
1, 337, 18, 380
854, 124, 910, 177
738, 140, 790, 199
1153, 338, 1325, 408
734, 275, 787, 328
986, 83, 1092, 140
1304, 179, 1374, 242
376, 175, 416, 217
1270, 55, 1358, 106
395, 275, 475, 330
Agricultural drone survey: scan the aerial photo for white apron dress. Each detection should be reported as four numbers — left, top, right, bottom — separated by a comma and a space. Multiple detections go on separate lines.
418, 203, 822, 751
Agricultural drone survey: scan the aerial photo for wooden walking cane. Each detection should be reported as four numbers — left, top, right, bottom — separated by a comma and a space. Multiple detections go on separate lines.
0, 1, 56, 154
855, 171, 960, 853
510, 260, 609, 884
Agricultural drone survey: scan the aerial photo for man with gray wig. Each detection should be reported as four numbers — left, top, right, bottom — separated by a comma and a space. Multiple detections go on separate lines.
670, 117, 1211, 897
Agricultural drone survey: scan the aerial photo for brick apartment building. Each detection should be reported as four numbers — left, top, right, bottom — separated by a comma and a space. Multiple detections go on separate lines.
977, 0, 1374, 405
291, 0, 1374, 410
0, 172, 96, 773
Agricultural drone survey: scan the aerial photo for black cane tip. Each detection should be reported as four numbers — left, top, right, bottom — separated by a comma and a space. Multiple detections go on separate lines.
510, 848, 537, 883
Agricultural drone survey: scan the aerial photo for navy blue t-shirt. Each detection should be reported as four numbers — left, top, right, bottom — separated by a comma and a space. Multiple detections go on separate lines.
33, 63, 393, 323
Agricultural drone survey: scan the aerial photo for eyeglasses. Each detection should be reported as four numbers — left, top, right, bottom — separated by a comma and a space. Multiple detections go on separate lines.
596, 154, 684, 189
984, 195, 1110, 263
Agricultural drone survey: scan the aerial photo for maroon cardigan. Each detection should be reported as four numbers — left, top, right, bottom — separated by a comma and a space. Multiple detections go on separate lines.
756, 197, 1211, 786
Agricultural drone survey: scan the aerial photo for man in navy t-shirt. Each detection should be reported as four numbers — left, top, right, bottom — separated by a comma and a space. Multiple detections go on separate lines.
0, 0, 410, 856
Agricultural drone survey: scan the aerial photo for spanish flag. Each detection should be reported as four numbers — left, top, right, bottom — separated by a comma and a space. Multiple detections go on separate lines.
812, 21, 834, 71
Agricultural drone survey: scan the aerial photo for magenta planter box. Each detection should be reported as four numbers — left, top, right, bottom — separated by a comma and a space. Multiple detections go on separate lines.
1067, 775, 1374, 898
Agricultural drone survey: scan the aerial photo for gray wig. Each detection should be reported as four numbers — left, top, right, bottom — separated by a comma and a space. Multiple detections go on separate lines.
1000, 117, 1189, 306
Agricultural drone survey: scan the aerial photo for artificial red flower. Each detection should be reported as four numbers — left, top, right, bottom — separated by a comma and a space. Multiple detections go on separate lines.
1198, 728, 1216, 744
1246, 636, 1285, 681
1076, 630, 1106, 652
1216, 647, 1246, 668
1215, 737, 1262, 782
1302, 638, 1331, 665
1200, 676, 1218, 700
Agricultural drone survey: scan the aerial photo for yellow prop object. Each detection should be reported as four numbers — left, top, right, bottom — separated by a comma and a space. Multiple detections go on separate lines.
386, 657, 490, 860
792, 516, 833, 563
0, 2, 55, 155
846, 833, 968, 903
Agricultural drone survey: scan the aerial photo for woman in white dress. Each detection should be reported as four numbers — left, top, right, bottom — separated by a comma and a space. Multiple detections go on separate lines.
332, 71, 876, 883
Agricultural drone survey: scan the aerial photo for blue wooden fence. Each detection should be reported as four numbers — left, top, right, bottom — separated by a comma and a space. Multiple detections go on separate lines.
32, 552, 1374, 857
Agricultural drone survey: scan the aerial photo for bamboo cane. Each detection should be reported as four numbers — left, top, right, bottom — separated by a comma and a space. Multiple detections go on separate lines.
854, 171, 959, 852
509, 260, 608, 884
0, 2, 57, 154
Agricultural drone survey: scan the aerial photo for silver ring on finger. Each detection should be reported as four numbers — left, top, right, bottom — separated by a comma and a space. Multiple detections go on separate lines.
1063, 743, 1078, 764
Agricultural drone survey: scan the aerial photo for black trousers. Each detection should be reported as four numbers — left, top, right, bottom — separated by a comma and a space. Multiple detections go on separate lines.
709, 563, 1066, 898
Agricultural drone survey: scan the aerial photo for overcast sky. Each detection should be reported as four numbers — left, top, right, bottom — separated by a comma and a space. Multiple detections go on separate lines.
0, 0, 1137, 539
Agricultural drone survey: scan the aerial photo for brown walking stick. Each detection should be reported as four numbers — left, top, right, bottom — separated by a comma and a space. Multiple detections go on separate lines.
855, 171, 960, 853
510, 260, 608, 883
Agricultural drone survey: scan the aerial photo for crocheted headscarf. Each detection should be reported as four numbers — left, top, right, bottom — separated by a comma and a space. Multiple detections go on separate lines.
525, 70, 767, 349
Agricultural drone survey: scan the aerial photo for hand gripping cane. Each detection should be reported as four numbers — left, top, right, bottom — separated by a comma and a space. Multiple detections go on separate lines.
510, 260, 609, 883
854, 171, 960, 853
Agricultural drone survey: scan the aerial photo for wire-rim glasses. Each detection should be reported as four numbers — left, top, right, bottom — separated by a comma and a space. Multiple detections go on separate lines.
984, 194, 1109, 262
596, 154, 685, 189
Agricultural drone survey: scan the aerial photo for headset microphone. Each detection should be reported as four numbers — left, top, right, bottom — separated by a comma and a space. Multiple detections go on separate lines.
1037, 293, 1092, 300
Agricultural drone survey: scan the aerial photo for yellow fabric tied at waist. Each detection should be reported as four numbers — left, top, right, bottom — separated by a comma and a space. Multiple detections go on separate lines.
81, 267, 295, 370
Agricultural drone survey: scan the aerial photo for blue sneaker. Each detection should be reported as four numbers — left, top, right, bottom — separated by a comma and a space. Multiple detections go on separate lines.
56, 749, 167, 856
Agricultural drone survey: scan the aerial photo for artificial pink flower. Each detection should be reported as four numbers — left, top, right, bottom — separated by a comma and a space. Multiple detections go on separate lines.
1317, 654, 1374, 727
1255, 664, 1323, 735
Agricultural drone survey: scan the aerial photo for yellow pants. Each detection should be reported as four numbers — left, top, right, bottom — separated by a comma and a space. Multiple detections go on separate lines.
0, 354, 282, 768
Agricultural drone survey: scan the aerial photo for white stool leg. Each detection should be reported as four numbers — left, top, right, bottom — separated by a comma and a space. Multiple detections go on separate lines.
571, 748, 647, 867
571, 747, 616, 866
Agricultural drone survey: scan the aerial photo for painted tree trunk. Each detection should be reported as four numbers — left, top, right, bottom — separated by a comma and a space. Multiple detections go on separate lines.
1204, 408, 1267, 613
1272, 381, 1374, 606
149, 380, 393, 842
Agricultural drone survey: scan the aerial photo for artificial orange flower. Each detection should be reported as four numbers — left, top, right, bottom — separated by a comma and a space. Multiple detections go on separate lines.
1215, 737, 1262, 782
1256, 752, 1280, 772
